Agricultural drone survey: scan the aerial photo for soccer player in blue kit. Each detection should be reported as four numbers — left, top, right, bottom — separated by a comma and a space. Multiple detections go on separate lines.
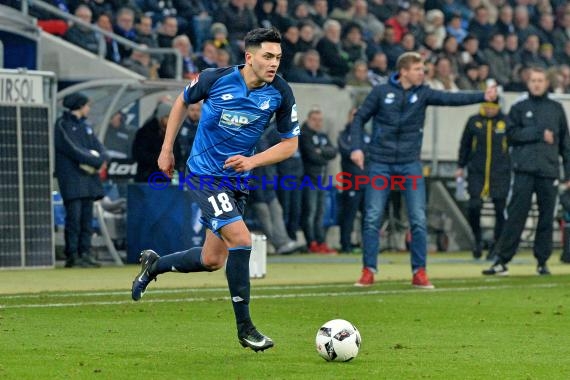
131, 28, 300, 352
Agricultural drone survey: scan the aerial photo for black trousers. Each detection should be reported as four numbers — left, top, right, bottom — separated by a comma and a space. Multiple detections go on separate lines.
64, 197, 94, 261
496, 173, 558, 265
339, 188, 364, 251
468, 197, 506, 248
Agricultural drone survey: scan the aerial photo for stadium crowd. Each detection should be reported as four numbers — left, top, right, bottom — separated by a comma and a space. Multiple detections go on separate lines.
9, 0, 570, 92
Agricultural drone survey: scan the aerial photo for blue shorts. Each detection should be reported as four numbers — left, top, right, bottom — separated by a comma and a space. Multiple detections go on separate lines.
186, 173, 249, 236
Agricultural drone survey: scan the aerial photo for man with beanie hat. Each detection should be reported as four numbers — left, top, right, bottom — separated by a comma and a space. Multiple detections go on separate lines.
55, 92, 109, 268
455, 99, 510, 260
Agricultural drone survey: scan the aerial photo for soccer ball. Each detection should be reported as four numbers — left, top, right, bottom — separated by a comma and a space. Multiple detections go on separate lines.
315, 319, 361, 362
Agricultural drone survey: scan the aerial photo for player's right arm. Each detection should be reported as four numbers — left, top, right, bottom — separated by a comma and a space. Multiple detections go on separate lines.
158, 93, 187, 177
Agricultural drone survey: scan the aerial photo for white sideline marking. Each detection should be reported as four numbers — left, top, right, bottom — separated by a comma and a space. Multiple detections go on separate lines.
0, 283, 559, 309
0, 278, 502, 300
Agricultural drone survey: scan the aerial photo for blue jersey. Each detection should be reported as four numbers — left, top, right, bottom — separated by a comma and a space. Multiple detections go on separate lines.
182, 65, 300, 177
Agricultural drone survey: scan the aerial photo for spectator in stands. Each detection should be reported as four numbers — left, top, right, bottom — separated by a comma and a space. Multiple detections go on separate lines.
553, 12, 570, 58
514, 5, 540, 44
484, 68, 570, 276
337, 107, 369, 253
55, 92, 108, 268
64, 4, 100, 54
135, 15, 158, 49
174, 102, 201, 173
137, 0, 178, 27
447, 13, 468, 43
160, 34, 199, 79
300, 108, 338, 254
70, 0, 113, 20
468, 6, 494, 49
132, 101, 172, 182
297, 21, 317, 52
279, 22, 300, 77
456, 100, 510, 259
310, 0, 329, 28
537, 12, 556, 46
558, 45, 570, 76
346, 60, 372, 107
441, 35, 462, 76
484, 33, 511, 86
96, 13, 121, 64
367, 51, 390, 86
271, 0, 294, 32
293, 1, 314, 26
379, 26, 405, 70
214, 0, 258, 60
520, 34, 547, 68
493, 4, 515, 36
461, 34, 486, 66
540, 43, 558, 67
286, 49, 339, 86
104, 111, 135, 159
316, 19, 351, 80
353, 0, 384, 41
155, 16, 176, 50
384, 7, 410, 43
423, 9, 446, 50
194, 40, 219, 71
457, 62, 481, 90
407, 2, 426, 45
367, 0, 396, 22
215, 48, 232, 67
400, 32, 417, 53
249, 126, 305, 255
113, 7, 137, 58
342, 22, 368, 63
505, 33, 522, 68
122, 45, 158, 78
255, 0, 278, 29
209, 22, 233, 63
432, 56, 459, 91
329, 0, 356, 26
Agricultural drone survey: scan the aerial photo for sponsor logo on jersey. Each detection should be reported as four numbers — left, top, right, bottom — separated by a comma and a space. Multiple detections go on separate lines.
190, 74, 199, 87
291, 104, 298, 122
221, 93, 234, 100
219, 109, 261, 130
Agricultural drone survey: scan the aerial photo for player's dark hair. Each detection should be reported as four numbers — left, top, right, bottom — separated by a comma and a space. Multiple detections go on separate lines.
244, 28, 282, 50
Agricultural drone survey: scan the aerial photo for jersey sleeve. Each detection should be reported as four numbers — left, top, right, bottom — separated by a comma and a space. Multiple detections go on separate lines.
182, 69, 220, 104
274, 81, 300, 139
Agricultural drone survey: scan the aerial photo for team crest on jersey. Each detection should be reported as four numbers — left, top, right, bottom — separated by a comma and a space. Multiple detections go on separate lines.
219, 109, 261, 130
258, 96, 271, 110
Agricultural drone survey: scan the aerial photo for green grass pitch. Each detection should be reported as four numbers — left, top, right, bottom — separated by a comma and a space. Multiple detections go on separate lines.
1, 252, 570, 380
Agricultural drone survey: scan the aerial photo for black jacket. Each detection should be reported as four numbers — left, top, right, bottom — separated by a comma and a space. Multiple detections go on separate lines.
54, 111, 107, 201
351, 73, 486, 164
299, 123, 337, 183
338, 122, 370, 177
507, 93, 570, 179
458, 109, 511, 199
132, 117, 165, 182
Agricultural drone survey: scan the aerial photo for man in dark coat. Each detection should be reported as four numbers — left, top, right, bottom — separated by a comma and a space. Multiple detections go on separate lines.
299, 108, 338, 254
132, 102, 172, 182
484, 68, 570, 276
55, 93, 108, 268
456, 101, 510, 259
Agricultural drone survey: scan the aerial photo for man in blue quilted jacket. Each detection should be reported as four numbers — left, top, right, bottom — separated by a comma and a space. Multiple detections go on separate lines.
350, 52, 497, 288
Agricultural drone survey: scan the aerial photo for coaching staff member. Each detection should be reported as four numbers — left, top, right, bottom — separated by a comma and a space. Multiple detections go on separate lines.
350, 52, 497, 288
484, 67, 570, 276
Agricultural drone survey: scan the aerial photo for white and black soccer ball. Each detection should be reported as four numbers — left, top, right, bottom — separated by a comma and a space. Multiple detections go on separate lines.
315, 319, 361, 362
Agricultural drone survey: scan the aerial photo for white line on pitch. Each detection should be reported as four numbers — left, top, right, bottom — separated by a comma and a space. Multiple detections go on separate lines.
0, 283, 559, 309
0, 278, 506, 299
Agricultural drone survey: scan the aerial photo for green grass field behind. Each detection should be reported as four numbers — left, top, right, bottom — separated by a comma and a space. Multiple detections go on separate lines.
1, 253, 570, 379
